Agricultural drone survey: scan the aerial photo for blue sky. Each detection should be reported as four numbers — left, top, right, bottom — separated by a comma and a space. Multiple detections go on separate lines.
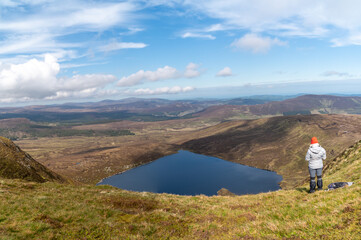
1, 0, 361, 105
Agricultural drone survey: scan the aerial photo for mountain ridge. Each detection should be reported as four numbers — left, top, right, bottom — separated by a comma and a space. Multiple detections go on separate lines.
194, 94, 361, 120
2, 94, 361, 125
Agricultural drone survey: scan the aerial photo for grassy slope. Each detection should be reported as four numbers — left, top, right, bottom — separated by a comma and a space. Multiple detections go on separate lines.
1, 141, 361, 239
0, 137, 66, 183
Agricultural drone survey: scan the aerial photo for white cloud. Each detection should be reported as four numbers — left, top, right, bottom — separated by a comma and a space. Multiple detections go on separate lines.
178, 0, 318, 36
119, 27, 145, 35
44, 88, 121, 101
1, 0, 19, 7
0, 54, 60, 98
216, 67, 233, 77
205, 24, 230, 32
118, 63, 201, 87
59, 74, 117, 91
0, 34, 80, 56
321, 71, 351, 78
178, 0, 361, 46
118, 66, 179, 87
0, 2, 136, 33
231, 33, 287, 53
0, 1, 140, 61
2, 0, 50, 7
0, 54, 118, 102
61, 61, 106, 69
331, 33, 361, 47
184, 63, 201, 78
99, 41, 148, 52
182, 32, 215, 40
133, 86, 195, 95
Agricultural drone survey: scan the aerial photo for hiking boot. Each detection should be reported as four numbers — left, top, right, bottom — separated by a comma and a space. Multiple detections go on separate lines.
309, 180, 316, 193
317, 178, 323, 190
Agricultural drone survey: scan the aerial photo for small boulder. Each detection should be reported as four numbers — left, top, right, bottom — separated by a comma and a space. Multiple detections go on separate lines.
217, 188, 236, 196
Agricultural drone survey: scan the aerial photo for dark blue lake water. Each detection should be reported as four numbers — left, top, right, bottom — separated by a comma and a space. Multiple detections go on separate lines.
98, 150, 282, 196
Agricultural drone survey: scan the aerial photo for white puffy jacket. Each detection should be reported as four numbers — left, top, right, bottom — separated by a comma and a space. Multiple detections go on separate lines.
305, 143, 326, 169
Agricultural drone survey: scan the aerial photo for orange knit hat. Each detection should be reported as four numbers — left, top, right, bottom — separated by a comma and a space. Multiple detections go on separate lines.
311, 137, 318, 144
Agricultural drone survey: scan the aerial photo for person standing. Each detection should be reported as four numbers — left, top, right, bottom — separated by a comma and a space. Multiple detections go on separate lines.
305, 137, 326, 193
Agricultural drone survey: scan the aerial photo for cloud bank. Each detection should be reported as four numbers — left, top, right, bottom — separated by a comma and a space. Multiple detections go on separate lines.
181, 32, 215, 40
132, 86, 195, 95
231, 34, 287, 53
0, 54, 117, 103
118, 63, 201, 87
321, 71, 352, 78
99, 41, 148, 52
176, 0, 361, 47
118, 66, 179, 87
0, 1, 143, 61
184, 63, 201, 78
0, 54, 198, 103
216, 67, 233, 77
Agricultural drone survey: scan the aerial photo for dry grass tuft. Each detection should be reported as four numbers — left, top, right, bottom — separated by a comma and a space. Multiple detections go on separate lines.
35, 215, 63, 229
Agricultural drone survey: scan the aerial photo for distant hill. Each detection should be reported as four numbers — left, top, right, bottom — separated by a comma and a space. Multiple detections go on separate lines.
0, 118, 134, 141
0, 136, 66, 183
0, 97, 272, 123
0, 98, 212, 123
2, 95, 361, 124
222, 98, 268, 105
180, 114, 361, 188
249, 94, 361, 115
194, 94, 361, 120
0, 118, 31, 128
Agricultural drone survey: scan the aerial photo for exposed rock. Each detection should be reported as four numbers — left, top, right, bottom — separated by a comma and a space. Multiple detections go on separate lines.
217, 188, 236, 196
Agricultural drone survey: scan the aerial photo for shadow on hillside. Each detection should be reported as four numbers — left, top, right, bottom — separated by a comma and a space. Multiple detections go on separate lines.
295, 187, 308, 193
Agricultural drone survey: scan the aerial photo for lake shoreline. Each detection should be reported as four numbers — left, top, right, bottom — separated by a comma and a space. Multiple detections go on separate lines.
98, 150, 283, 196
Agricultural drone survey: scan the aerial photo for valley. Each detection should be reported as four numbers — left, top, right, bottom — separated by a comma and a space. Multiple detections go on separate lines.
6, 94, 361, 188
14, 113, 361, 189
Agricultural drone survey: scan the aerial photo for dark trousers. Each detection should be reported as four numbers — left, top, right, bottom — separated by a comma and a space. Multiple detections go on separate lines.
309, 168, 323, 190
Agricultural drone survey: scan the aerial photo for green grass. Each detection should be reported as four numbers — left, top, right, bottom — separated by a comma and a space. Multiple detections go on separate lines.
1, 178, 360, 239
1, 141, 361, 239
